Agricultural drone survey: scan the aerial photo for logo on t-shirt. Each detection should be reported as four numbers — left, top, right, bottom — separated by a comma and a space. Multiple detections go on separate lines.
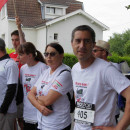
23, 76, 34, 94
52, 80, 63, 89
75, 82, 89, 88
76, 88, 83, 102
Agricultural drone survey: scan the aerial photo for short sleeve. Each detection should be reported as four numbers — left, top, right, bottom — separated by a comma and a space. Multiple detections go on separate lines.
50, 71, 73, 95
6, 62, 19, 85
104, 65, 130, 94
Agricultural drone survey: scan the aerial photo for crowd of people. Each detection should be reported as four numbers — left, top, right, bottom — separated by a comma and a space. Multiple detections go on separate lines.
0, 17, 130, 130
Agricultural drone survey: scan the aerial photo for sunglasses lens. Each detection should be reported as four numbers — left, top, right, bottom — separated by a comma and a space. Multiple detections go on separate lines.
93, 50, 96, 53
50, 52, 56, 56
44, 52, 56, 57
44, 53, 48, 57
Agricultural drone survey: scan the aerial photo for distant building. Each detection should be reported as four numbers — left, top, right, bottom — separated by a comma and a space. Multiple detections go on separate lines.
0, 0, 109, 53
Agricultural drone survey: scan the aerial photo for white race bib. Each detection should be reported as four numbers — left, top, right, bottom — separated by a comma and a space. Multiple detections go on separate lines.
74, 102, 95, 126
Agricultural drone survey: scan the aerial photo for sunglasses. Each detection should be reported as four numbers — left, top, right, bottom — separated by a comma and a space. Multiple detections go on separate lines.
44, 52, 57, 57
92, 49, 104, 53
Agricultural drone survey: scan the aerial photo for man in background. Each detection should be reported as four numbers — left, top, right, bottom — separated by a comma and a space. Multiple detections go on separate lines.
10, 17, 26, 130
92, 40, 121, 123
10, 17, 26, 71
92, 40, 121, 71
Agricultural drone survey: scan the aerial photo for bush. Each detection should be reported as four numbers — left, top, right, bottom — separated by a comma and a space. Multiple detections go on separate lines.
124, 40, 130, 55
63, 53, 130, 68
6, 48, 129, 68
108, 53, 130, 66
63, 53, 78, 68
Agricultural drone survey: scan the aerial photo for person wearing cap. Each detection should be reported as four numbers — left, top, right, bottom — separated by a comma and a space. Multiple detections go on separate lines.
71, 25, 130, 130
92, 40, 122, 123
92, 40, 121, 71
0, 38, 19, 130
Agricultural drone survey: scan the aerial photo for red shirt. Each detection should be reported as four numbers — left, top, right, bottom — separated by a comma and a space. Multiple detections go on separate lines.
9, 52, 23, 73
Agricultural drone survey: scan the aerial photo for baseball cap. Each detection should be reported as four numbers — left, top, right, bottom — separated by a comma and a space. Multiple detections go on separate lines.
96, 40, 111, 56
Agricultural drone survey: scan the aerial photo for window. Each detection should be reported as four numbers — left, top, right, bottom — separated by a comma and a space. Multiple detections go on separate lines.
46, 7, 63, 15
54, 33, 58, 40
46, 7, 55, 14
55, 8, 63, 15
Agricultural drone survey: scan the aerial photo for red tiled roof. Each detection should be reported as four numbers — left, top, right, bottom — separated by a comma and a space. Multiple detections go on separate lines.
7, 0, 83, 27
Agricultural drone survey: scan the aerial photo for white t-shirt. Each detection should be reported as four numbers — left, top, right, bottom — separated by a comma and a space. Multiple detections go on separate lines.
0, 58, 19, 113
110, 62, 121, 116
20, 62, 48, 123
111, 62, 121, 72
35, 64, 73, 130
72, 58, 130, 130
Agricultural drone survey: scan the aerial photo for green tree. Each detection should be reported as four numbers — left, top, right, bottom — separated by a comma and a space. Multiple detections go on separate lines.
124, 40, 130, 55
108, 29, 130, 56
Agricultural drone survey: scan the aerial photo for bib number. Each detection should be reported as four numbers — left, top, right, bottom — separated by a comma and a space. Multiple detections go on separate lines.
74, 102, 95, 126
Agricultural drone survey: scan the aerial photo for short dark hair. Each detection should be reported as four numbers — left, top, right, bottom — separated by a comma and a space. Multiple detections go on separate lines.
45, 42, 64, 54
71, 25, 96, 43
0, 38, 6, 52
11, 30, 19, 36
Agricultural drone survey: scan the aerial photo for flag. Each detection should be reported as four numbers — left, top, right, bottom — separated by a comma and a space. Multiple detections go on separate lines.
0, 0, 8, 11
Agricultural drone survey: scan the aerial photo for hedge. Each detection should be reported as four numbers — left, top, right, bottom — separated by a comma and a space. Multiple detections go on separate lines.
6, 48, 130, 67
108, 53, 130, 66
63, 53, 130, 67
63, 53, 78, 68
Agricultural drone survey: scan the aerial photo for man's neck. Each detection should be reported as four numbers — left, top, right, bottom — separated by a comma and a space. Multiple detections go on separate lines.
79, 56, 95, 69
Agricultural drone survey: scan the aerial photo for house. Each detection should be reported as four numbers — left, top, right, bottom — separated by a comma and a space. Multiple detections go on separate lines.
0, 0, 109, 53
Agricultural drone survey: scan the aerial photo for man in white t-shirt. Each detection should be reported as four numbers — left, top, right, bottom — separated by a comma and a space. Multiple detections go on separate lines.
0, 38, 19, 130
71, 25, 130, 130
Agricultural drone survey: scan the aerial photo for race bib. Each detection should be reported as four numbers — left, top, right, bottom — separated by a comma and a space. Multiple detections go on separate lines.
74, 102, 95, 126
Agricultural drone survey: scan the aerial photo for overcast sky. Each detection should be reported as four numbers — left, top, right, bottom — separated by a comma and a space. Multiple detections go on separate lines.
78, 0, 130, 41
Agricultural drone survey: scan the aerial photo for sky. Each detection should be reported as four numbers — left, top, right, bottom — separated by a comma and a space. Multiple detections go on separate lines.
78, 0, 130, 41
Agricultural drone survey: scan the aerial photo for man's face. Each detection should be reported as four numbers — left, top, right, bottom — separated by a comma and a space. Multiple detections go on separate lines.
92, 46, 104, 59
71, 31, 95, 62
11, 35, 20, 51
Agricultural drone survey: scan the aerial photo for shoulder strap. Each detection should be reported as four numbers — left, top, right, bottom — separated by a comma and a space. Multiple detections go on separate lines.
58, 69, 71, 76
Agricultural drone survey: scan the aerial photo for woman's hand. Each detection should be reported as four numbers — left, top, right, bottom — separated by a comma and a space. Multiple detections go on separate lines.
39, 105, 53, 116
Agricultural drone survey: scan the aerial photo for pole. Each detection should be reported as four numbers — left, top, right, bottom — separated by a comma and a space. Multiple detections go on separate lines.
13, 0, 17, 16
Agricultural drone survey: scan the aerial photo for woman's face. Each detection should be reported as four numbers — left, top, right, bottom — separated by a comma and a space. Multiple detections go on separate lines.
17, 53, 30, 65
44, 46, 63, 69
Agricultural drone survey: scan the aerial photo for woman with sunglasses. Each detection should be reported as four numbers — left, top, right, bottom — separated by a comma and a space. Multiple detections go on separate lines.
17, 42, 48, 130
28, 42, 73, 130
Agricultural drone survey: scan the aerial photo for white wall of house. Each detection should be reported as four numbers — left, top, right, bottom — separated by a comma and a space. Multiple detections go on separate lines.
3, 20, 37, 49
36, 26, 47, 53
22, 28, 37, 45
0, 4, 9, 47
0, 17, 9, 46
46, 14, 103, 54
